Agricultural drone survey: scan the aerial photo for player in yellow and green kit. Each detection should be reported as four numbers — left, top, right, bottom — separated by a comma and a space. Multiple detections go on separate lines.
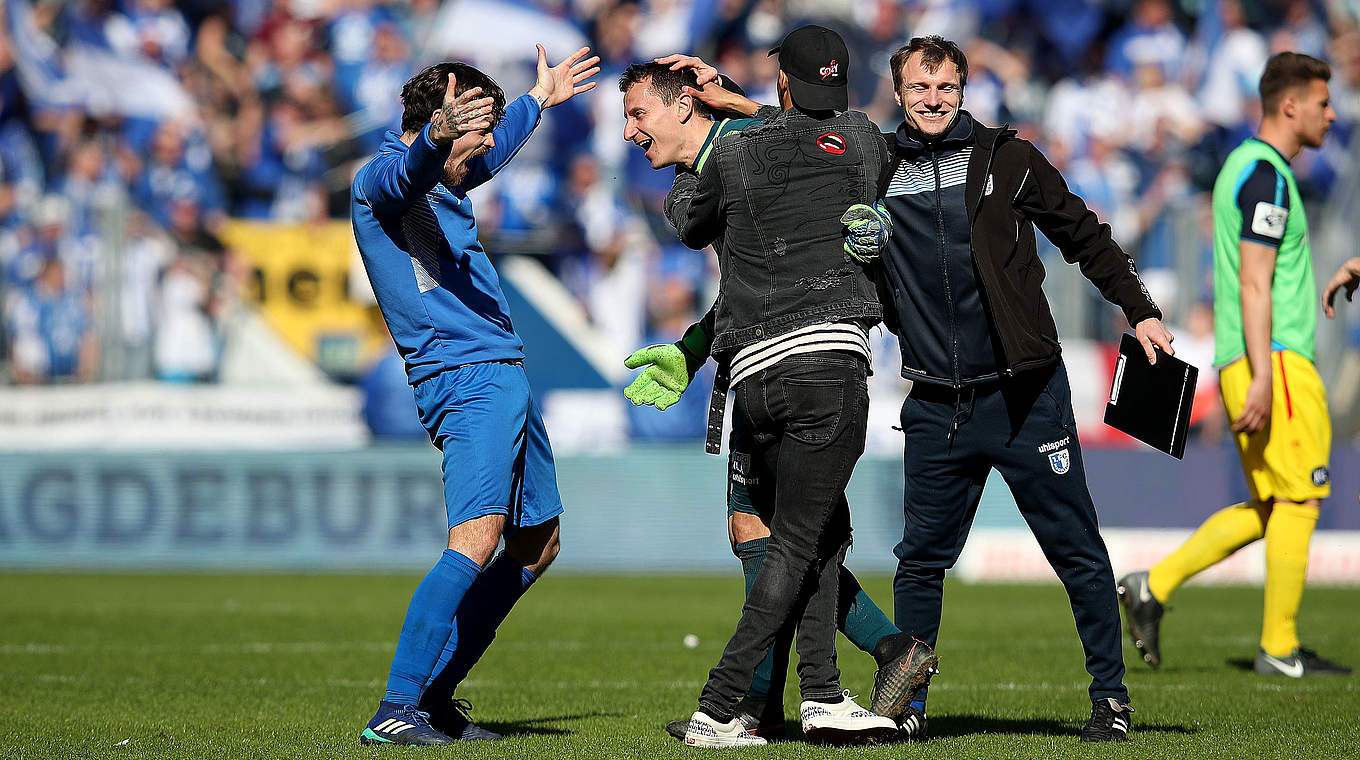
1117, 52, 1350, 678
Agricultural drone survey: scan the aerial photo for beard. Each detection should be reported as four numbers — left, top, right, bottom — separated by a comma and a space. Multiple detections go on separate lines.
443, 163, 469, 187
441, 143, 491, 186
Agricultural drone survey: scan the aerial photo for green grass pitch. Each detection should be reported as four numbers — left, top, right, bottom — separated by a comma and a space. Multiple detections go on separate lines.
2, 574, 1356, 759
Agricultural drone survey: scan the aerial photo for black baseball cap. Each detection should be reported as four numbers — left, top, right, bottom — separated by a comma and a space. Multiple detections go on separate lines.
768, 25, 849, 111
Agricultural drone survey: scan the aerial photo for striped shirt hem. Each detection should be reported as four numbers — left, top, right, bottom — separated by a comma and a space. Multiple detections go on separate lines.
729, 322, 870, 388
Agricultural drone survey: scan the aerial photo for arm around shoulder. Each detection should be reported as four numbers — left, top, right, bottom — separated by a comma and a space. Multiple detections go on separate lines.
665, 162, 724, 250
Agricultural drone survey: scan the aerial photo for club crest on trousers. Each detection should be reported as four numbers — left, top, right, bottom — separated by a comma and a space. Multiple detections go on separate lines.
1049, 448, 1071, 475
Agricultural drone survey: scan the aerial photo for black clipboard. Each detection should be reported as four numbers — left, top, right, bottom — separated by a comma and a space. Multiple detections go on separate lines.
1103, 333, 1198, 459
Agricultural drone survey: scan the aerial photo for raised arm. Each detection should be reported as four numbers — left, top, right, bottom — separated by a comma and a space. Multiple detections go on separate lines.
655, 53, 763, 117
683, 82, 762, 118
460, 45, 600, 192
356, 82, 495, 212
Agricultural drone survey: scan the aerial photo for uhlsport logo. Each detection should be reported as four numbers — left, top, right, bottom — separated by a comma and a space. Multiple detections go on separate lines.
820, 59, 840, 80
1312, 466, 1330, 487
1037, 436, 1070, 454
1048, 448, 1071, 475
730, 451, 757, 486
816, 132, 846, 155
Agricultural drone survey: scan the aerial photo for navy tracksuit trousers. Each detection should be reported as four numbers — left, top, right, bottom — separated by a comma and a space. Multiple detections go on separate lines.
892, 360, 1128, 702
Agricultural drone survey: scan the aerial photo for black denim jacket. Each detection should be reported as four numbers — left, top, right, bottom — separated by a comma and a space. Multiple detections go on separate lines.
665, 108, 890, 356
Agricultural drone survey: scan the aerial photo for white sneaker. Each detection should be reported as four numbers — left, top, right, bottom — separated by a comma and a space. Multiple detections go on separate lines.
801, 693, 899, 746
682, 710, 769, 748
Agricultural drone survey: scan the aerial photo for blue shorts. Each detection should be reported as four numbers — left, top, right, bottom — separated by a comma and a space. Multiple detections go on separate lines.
412, 360, 564, 531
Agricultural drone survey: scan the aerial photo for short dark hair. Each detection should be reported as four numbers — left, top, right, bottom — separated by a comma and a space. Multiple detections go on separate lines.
1259, 52, 1331, 114
617, 62, 715, 120
400, 62, 506, 135
890, 36, 969, 93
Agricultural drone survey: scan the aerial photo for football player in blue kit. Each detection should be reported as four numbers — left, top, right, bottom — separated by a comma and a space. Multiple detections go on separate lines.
350, 45, 598, 745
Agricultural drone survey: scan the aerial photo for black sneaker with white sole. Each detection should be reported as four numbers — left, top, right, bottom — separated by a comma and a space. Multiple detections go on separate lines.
1254, 647, 1353, 677
1117, 571, 1164, 668
1080, 697, 1133, 742
869, 635, 939, 721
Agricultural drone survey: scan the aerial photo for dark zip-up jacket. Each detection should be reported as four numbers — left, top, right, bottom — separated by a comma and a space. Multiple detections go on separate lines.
876, 111, 1161, 387
876, 112, 1003, 386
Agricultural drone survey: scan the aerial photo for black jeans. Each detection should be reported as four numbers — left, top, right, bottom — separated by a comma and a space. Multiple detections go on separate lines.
892, 360, 1128, 702
699, 352, 867, 717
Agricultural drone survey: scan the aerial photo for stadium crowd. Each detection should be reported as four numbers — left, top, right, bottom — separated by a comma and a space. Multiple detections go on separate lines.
0, 0, 1357, 434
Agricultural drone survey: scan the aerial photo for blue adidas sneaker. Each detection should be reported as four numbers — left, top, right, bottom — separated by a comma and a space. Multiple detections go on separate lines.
422, 697, 504, 741
359, 701, 455, 745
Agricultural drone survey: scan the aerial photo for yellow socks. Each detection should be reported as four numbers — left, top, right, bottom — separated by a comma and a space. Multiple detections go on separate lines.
1260, 502, 1319, 657
1147, 502, 1269, 602
1145, 500, 1319, 657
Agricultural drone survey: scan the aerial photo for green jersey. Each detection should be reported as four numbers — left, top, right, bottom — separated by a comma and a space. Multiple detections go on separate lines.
694, 117, 760, 173
1212, 137, 1316, 367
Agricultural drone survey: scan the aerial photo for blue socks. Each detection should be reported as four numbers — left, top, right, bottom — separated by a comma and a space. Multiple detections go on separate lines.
837, 566, 900, 653
383, 549, 482, 705
421, 551, 538, 704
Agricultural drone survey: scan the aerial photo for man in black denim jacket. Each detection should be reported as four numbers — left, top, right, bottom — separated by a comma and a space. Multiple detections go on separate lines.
665, 26, 906, 748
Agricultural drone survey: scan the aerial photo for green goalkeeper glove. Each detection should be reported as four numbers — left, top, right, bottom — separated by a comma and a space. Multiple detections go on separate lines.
623, 319, 711, 411
842, 201, 893, 263
623, 344, 691, 410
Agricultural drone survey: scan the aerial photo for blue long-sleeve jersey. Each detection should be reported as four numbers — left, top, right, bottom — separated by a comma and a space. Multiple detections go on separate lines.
352, 93, 542, 386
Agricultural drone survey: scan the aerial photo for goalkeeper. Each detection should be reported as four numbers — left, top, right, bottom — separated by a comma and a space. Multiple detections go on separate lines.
619, 53, 931, 745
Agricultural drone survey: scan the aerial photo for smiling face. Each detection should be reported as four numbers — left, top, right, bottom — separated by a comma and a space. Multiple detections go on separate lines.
622, 78, 693, 169
895, 51, 963, 137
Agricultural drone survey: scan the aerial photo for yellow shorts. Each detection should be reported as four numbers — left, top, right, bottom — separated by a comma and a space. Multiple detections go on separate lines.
1219, 351, 1331, 503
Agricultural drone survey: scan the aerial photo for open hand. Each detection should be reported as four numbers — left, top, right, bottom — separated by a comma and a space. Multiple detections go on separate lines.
429, 74, 495, 144
654, 54, 721, 87
623, 344, 692, 410
528, 45, 601, 109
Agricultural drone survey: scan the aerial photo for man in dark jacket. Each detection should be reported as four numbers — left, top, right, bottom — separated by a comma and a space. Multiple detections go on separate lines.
666, 26, 909, 748
618, 59, 934, 743
876, 36, 1174, 742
